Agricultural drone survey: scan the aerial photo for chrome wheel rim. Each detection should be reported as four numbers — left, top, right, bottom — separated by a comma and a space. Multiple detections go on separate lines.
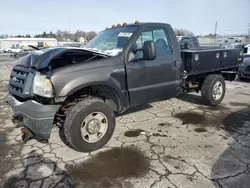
81, 112, 108, 143
212, 81, 223, 100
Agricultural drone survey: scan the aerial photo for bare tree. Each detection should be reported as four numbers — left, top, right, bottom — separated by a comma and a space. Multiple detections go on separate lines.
85, 31, 97, 41
174, 29, 194, 36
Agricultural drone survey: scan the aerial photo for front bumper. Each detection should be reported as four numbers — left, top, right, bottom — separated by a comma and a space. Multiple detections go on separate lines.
7, 94, 61, 140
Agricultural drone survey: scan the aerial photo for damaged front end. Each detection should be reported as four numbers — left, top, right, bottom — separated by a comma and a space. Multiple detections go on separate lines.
7, 47, 109, 142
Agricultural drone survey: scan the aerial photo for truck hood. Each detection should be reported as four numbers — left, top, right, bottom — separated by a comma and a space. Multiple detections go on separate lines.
12, 47, 117, 70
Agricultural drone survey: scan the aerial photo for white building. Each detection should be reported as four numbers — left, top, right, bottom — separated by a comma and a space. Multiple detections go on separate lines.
0, 38, 58, 49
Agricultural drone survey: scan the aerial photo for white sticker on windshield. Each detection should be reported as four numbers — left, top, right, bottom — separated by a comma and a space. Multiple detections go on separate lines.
118, 32, 133, 37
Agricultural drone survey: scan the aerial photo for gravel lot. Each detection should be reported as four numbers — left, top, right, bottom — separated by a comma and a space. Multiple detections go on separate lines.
0, 58, 250, 188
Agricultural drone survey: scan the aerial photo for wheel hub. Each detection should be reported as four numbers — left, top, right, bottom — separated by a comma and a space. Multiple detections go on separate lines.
212, 81, 223, 100
80, 112, 108, 143
86, 119, 101, 134
213, 87, 220, 95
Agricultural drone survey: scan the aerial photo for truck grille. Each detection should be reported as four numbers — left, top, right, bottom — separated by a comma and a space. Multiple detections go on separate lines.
9, 66, 35, 99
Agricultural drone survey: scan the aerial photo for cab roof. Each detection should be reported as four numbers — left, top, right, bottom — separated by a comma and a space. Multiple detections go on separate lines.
104, 22, 170, 31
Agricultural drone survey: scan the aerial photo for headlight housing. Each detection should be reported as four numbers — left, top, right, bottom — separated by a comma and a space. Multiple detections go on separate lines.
33, 74, 54, 98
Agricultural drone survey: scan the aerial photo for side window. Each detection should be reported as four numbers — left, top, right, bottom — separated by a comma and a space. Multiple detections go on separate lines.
133, 31, 153, 58
153, 29, 172, 55
133, 27, 173, 57
135, 31, 153, 49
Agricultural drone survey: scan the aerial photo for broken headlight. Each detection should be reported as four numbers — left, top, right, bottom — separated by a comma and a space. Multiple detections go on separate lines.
33, 74, 54, 98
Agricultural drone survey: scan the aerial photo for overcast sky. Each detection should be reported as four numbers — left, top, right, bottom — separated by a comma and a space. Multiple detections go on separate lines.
1, 0, 250, 36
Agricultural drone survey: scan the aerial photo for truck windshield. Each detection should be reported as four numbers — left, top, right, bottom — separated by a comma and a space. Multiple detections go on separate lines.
84, 26, 138, 56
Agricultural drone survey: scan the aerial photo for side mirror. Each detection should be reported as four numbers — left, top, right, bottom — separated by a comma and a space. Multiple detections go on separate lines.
131, 40, 156, 62
142, 41, 157, 60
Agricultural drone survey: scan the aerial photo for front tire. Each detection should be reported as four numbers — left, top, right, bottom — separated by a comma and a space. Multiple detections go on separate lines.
64, 97, 116, 152
201, 74, 226, 106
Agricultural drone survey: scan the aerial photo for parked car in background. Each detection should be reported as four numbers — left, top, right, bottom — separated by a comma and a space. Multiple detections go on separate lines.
11, 45, 48, 59
224, 37, 242, 43
238, 58, 250, 80
238, 44, 250, 80
5, 47, 23, 53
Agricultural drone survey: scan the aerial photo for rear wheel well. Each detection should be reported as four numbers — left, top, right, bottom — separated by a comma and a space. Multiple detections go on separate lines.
184, 72, 224, 92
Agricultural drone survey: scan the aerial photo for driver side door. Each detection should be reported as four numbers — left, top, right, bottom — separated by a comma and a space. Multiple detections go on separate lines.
125, 27, 179, 107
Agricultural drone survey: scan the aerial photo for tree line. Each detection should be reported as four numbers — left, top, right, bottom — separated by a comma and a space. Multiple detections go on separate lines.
0, 28, 194, 41
0, 30, 97, 42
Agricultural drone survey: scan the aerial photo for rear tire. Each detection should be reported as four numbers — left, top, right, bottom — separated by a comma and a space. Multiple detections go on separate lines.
201, 74, 226, 106
64, 97, 116, 152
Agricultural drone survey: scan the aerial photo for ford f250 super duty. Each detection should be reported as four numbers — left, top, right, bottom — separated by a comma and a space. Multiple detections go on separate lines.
7, 21, 243, 152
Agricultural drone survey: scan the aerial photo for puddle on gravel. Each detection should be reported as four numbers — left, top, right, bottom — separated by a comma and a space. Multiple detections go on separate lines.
174, 112, 206, 125
124, 129, 145, 137
158, 122, 172, 127
173, 112, 226, 129
194, 127, 208, 133
152, 133, 168, 137
66, 147, 149, 186
204, 145, 213, 149
229, 102, 250, 107
203, 105, 230, 111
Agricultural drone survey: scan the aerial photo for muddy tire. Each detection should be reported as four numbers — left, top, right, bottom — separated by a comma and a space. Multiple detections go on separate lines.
64, 97, 116, 152
201, 74, 226, 106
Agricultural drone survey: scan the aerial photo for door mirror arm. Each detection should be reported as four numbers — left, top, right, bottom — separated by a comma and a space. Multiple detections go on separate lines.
132, 48, 144, 62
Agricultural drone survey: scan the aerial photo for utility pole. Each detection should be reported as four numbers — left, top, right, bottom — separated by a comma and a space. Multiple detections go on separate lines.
214, 21, 217, 43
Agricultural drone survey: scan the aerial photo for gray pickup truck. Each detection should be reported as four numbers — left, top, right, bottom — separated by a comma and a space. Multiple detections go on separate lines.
7, 21, 243, 152
238, 44, 250, 79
